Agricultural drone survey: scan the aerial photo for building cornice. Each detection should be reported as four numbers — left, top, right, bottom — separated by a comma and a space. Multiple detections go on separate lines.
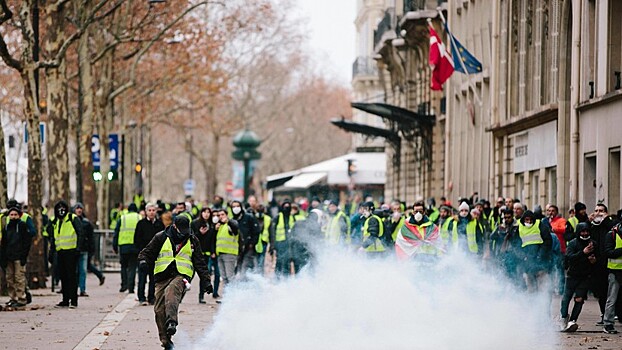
486, 103, 558, 137
576, 90, 622, 112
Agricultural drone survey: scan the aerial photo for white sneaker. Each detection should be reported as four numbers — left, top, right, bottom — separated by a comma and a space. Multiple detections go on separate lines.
562, 321, 578, 333
555, 316, 568, 331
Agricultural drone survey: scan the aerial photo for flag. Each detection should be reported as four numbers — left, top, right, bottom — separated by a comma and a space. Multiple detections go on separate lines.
445, 25, 482, 74
394, 221, 443, 260
428, 24, 454, 91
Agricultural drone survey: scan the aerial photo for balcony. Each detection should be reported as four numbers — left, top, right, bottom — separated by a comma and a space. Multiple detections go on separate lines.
404, 0, 447, 12
401, 0, 446, 28
352, 56, 378, 79
373, 8, 396, 52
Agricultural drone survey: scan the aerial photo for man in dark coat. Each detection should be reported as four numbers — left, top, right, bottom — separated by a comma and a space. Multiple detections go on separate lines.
1, 207, 31, 307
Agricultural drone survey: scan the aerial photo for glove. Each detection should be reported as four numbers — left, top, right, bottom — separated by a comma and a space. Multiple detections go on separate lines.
138, 260, 148, 273
203, 283, 213, 295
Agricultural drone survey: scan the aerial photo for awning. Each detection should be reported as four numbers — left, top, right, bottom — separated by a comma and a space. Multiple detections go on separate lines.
266, 170, 298, 189
351, 102, 435, 126
281, 172, 327, 189
330, 118, 400, 146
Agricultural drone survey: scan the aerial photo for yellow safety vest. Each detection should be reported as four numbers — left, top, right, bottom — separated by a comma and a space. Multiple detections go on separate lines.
118, 212, 141, 246
440, 217, 457, 247
154, 237, 194, 277
110, 208, 121, 230
325, 211, 351, 245
363, 215, 385, 252
518, 220, 544, 248
568, 216, 578, 230
179, 212, 193, 222
390, 216, 405, 243
216, 223, 239, 255
53, 214, 78, 251
275, 213, 295, 242
255, 215, 272, 253
608, 233, 622, 270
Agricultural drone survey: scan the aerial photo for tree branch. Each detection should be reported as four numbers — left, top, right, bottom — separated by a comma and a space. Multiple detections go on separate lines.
0, 0, 22, 71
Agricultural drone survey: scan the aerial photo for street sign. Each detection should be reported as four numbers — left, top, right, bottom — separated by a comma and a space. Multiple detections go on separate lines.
183, 179, 195, 196
23, 122, 45, 144
91, 134, 119, 171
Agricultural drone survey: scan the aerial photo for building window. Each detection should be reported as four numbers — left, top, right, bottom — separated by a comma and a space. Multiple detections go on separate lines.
609, 148, 620, 210
8, 135, 15, 149
608, 0, 622, 92
546, 166, 557, 205
583, 153, 597, 208
515, 173, 525, 203
530, 170, 540, 209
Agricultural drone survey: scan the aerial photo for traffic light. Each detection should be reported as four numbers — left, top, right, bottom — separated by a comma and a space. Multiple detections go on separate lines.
92, 170, 103, 182
135, 161, 142, 173
347, 159, 356, 177
107, 170, 117, 181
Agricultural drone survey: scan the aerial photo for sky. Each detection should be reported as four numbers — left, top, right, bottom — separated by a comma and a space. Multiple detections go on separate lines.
296, 0, 356, 86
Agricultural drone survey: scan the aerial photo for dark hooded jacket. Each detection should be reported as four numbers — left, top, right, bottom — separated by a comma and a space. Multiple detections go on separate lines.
231, 201, 260, 251
0, 212, 31, 266
137, 225, 210, 283
519, 210, 553, 271
47, 200, 84, 253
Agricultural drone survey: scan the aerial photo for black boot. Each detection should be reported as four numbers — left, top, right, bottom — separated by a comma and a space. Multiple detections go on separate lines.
199, 294, 206, 304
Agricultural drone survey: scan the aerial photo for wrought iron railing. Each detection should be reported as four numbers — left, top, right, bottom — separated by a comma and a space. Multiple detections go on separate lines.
404, 0, 447, 13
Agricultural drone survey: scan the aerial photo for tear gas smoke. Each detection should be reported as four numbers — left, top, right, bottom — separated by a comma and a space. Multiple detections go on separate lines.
197, 250, 558, 350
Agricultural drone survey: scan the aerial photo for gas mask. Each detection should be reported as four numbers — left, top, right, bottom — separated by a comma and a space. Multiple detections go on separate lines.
414, 212, 423, 222
232, 207, 242, 215
58, 207, 67, 217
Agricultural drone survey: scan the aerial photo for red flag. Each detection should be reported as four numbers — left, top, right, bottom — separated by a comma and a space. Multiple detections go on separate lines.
428, 25, 454, 91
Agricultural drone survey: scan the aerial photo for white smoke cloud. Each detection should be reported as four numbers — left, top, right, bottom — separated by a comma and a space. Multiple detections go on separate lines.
195, 249, 558, 350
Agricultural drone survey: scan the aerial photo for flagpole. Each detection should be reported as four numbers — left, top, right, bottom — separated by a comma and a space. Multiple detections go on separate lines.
436, 10, 483, 106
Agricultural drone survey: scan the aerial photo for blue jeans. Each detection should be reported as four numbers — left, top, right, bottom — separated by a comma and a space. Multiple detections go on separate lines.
78, 252, 88, 293
208, 255, 220, 296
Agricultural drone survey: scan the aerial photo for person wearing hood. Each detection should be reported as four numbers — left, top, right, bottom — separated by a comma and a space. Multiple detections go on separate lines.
455, 201, 484, 255
0, 207, 31, 307
47, 200, 83, 308
72, 202, 96, 297
587, 203, 617, 326
394, 201, 443, 263
518, 210, 553, 292
5, 199, 36, 238
138, 215, 212, 349
230, 200, 260, 278
191, 207, 217, 303
270, 200, 296, 276
565, 202, 589, 241
288, 208, 323, 273
113, 203, 142, 293
358, 201, 386, 254
559, 222, 597, 332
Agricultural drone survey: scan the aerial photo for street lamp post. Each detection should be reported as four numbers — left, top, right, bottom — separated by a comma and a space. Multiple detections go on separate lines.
232, 129, 261, 203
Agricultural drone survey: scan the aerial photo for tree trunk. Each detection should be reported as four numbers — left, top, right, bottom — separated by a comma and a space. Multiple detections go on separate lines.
77, 21, 97, 221
207, 132, 220, 199
96, 48, 115, 229
44, 1, 70, 203
0, 115, 7, 208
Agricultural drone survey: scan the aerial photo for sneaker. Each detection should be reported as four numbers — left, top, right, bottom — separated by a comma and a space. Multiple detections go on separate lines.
5, 300, 15, 307
596, 319, 605, 326
119, 288, 127, 293
162, 341, 174, 350
199, 297, 206, 304
69, 304, 77, 309
99, 276, 106, 286
555, 315, 567, 331
128, 290, 135, 294
141, 301, 149, 306
166, 321, 177, 336
562, 321, 578, 333
54, 302, 69, 308
80, 292, 89, 297
212, 293, 220, 299
604, 325, 618, 334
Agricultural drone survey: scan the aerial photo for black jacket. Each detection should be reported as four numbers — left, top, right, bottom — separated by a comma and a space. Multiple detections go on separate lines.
590, 217, 617, 269
565, 238, 597, 277
0, 219, 31, 265
191, 218, 215, 255
137, 226, 210, 284
361, 215, 382, 249
232, 210, 260, 249
134, 217, 165, 252
77, 215, 95, 254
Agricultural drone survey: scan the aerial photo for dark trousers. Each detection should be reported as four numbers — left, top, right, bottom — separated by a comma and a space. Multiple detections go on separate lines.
57, 250, 79, 305
592, 267, 609, 314
120, 253, 138, 292
274, 241, 291, 277
138, 268, 155, 303
155, 275, 185, 347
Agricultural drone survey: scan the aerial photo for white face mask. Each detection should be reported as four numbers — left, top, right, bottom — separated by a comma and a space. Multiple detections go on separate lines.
593, 216, 603, 224
524, 223, 533, 228
212, 216, 219, 224
232, 207, 242, 215
579, 235, 591, 241
362, 210, 371, 218
459, 211, 468, 218
414, 212, 423, 222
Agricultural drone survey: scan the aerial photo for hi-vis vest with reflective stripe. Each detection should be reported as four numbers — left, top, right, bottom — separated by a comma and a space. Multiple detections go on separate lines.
440, 217, 457, 246
275, 213, 295, 242
518, 220, 544, 248
465, 220, 480, 253
255, 215, 271, 254
154, 237, 194, 277
608, 233, 622, 269
325, 211, 351, 245
54, 214, 78, 251
216, 223, 239, 255
363, 214, 385, 252
118, 212, 141, 245
178, 212, 193, 222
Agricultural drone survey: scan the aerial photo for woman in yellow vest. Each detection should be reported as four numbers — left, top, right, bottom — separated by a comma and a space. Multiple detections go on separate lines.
214, 209, 240, 286
137, 215, 212, 350
454, 201, 484, 255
